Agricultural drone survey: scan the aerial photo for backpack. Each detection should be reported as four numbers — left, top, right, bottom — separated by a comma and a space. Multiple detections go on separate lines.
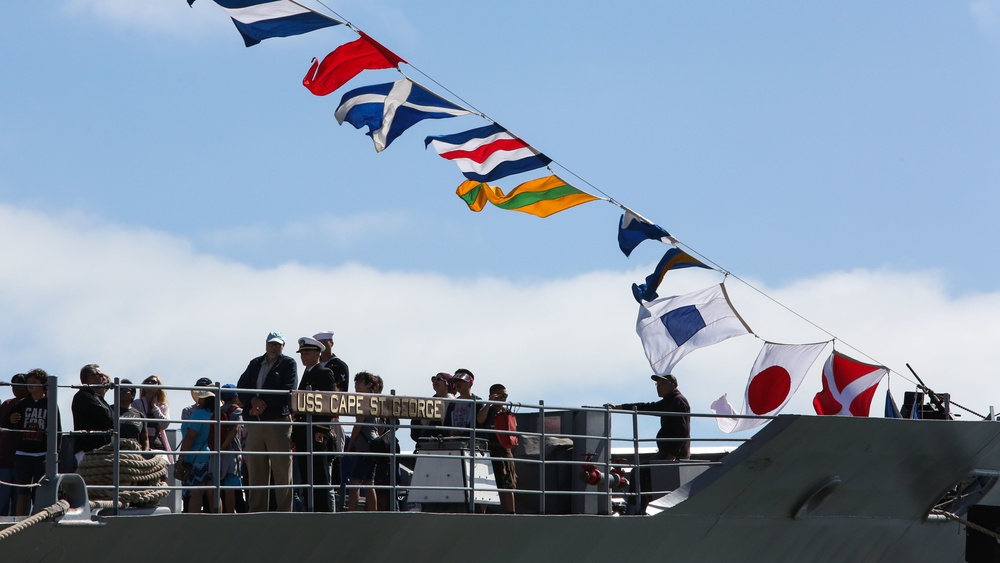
494, 410, 519, 449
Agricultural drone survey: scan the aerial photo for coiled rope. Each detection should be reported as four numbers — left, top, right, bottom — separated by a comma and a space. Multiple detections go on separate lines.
76, 439, 170, 507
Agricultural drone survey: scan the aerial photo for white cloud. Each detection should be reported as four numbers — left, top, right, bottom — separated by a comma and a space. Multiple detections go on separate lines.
1, 203, 997, 449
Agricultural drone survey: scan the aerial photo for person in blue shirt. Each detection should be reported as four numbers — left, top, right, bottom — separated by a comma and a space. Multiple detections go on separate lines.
178, 387, 217, 513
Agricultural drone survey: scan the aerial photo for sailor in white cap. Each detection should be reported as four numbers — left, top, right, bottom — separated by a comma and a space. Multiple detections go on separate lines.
313, 330, 350, 392
312, 329, 350, 476
293, 336, 339, 512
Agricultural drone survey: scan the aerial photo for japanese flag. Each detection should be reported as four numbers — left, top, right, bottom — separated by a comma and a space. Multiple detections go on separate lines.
711, 341, 828, 433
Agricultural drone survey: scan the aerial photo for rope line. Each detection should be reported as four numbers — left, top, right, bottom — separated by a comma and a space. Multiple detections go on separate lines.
0, 500, 69, 541
931, 509, 1000, 542
200, 0, 961, 410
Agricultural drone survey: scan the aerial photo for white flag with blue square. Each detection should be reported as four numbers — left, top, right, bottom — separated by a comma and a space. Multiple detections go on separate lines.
636, 283, 751, 375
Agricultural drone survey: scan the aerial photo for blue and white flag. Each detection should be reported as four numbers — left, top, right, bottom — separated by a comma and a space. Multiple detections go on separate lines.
336, 79, 471, 152
212, 0, 341, 47
618, 210, 677, 257
884, 390, 902, 418
636, 283, 751, 375
424, 123, 552, 182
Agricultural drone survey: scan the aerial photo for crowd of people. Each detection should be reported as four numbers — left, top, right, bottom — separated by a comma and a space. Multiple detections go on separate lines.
0, 329, 537, 516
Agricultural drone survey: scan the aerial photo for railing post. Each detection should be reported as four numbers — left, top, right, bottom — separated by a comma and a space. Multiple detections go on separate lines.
305, 384, 314, 513
631, 407, 642, 512
468, 396, 477, 513
605, 404, 613, 514
37, 375, 60, 513
213, 382, 222, 513
389, 389, 398, 512
538, 400, 546, 515
112, 377, 121, 515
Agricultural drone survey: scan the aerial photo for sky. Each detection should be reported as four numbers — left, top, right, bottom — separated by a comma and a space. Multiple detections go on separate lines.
2, 1, 1000, 446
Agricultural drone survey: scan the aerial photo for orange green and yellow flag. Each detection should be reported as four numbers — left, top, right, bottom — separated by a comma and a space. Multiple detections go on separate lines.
455, 175, 600, 218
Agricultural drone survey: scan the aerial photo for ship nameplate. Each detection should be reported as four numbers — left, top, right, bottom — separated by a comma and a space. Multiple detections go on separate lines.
291, 390, 446, 421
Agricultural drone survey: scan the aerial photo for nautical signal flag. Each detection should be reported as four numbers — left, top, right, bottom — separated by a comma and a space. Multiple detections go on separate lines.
813, 351, 888, 416
208, 0, 342, 47
618, 210, 677, 257
711, 341, 828, 433
636, 283, 751, 375
335, 79, 470, 152
303, 32, 406, 96
455, 175, 599, 218
425, 123, 552, 183
632, 247, 713, 303
884, 389, 902, 418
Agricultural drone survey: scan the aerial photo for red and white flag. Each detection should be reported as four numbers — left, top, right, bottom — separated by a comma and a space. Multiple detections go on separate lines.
712, 341, 827, 433
813, 351, 888, 416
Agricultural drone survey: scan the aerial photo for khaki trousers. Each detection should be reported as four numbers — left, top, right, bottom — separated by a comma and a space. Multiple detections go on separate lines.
245, 418, 293, 512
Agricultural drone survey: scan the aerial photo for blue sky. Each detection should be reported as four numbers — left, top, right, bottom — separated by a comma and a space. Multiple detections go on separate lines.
3, 1, 1000, 441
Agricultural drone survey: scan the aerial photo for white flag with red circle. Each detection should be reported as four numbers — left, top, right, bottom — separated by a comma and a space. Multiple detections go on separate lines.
711, 341, 828, 433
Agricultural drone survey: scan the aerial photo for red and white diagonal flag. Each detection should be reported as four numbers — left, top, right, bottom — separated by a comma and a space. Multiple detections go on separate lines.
813, 351, 888, 417
712, 341, 828, 433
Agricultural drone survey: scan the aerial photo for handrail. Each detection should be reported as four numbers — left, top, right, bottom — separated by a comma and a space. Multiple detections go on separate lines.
14, 378, 772, 517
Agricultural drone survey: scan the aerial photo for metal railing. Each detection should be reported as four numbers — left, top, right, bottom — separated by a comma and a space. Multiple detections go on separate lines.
1, 377, 780, 517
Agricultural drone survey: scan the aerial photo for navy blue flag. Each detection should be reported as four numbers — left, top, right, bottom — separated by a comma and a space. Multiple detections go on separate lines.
618, 210, 677, 257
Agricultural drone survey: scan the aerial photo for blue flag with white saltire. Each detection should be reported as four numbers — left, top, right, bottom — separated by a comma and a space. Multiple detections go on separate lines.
632, 247, 713, 303
636, 283, 752, 375
211, 0, 342, 47
618, 210, 677, 257
336, 79, 471, 152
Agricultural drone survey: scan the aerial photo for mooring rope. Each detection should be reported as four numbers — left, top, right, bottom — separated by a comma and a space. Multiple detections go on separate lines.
0, 500, 69, 541
931, 508, 1000, 542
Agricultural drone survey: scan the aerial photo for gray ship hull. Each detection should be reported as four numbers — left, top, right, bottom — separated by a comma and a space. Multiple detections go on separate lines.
4, 415, 999, 562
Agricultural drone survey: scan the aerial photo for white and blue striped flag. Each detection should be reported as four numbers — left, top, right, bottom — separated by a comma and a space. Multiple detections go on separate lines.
210, 0, 341, 47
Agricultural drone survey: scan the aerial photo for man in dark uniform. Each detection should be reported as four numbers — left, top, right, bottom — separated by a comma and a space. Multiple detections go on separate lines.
608, 373, 691, 513
236, 331, 298, 512
313, 330, 349, 391
313, 329, 349, 481
293, 336, 339, 512
72, 364, 114, 464
610, 373, 690, 460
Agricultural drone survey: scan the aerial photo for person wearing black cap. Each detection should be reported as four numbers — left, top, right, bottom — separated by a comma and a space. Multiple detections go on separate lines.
608, 374, 690, 461
293, 336, 339, 512
236, 331, 298, 512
